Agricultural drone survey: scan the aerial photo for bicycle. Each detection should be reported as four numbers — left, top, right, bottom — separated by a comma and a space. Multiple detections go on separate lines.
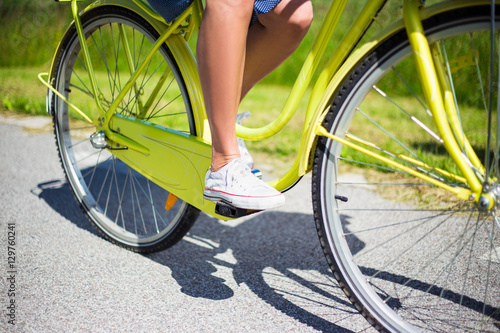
39, 0, 499, 331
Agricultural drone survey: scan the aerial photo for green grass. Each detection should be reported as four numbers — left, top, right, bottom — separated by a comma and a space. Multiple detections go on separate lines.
0, 0, 491, 177
2, 64, 487, 174
346, 91, 488, 172
0, 67, 47, 116
240, 84, 311, 164
0, 66, 308, 163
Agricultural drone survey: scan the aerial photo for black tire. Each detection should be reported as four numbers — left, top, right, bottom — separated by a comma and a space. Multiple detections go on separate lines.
313, 4, 500, 332
48, 5, 199, 253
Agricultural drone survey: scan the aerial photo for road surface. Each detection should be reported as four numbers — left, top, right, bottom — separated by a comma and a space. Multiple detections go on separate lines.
0, 114, 376, 332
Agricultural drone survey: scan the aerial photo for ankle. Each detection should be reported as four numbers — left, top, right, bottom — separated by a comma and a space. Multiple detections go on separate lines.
211, 153, 241, 172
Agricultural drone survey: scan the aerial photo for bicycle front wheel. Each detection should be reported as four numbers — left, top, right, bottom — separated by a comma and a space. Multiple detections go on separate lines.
48, 5, 199, 253
313, 4, 499, 332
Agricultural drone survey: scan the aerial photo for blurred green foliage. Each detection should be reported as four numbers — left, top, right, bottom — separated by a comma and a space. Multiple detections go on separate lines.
0, 0, 75, 67
0, 0, 406, 84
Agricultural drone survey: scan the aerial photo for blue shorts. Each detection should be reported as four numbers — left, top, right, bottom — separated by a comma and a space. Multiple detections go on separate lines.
254, 0, 282, 15
146, 0, 282, 23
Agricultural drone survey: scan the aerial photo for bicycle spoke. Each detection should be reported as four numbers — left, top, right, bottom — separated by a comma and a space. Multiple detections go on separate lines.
356, 106, 428, 164
85, 151, 112, 190
98, 26, 120, 100
146, 180, 160, 234
147, 91, 182, 120
371, 85, 442, 143
74, 149, 101, 165
439, 40, 466, 154
112, 157, 129, 227
67, 137, 90, 149
71, 64, 93, 98
100, 158, 114, 216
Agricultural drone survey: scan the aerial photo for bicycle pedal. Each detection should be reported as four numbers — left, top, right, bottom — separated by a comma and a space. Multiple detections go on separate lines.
215, 202, 261, 218
251, 169, 262, 179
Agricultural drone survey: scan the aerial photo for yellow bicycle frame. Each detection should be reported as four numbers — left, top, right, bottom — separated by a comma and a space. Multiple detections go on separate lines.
39, 0, 494, 218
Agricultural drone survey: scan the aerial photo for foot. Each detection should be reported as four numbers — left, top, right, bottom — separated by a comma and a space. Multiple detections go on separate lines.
204, 158, 285, 210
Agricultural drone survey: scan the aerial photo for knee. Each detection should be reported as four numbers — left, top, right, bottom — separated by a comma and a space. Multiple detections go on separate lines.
287, 1, 314, 37
205, 0, 254, 19
263, 0, 314, 40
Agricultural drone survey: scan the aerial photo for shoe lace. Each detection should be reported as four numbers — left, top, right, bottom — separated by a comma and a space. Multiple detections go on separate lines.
229, 159, 256, 191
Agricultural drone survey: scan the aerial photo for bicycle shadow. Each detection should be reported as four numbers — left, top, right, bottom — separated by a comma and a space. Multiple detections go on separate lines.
33, 178, 362, 332
34, 177, 500, 331
146, 211, 365, 332
32, 179, 101, 236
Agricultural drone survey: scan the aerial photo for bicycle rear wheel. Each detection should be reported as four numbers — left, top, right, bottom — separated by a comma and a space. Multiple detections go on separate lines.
48, 5, 199, 253
313, 4, 500, 332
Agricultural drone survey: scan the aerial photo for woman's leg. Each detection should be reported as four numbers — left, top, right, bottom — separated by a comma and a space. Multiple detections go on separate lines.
197, 0, 312, 209
242, 0, 313, 99
197, 0, 254, 172
198, 0, 313, 172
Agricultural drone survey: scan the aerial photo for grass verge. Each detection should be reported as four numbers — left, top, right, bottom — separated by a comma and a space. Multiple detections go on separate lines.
0, 67, 47, 116
0, 66, 310, 174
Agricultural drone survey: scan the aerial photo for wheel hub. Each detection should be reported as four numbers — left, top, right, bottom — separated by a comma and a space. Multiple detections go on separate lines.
90, 131, 108, 149
478, 184, 500, 211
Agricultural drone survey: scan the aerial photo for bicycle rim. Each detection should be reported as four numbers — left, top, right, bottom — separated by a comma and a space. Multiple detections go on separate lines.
313, 5, 500, 332
50, 6, 199, 252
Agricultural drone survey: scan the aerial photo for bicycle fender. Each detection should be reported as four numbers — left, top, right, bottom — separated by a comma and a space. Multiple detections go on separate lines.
83, 1, 209, 141
49, 0, 163, 88
45, 0, 209, 140
81, 0, 169, 31
45, 0, 165, 114
300, 0, 497, 175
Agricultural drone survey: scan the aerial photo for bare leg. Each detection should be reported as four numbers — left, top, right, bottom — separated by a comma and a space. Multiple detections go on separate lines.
242, 0, 313, 99
197, 0, 254, 171
197, 0, 313, 171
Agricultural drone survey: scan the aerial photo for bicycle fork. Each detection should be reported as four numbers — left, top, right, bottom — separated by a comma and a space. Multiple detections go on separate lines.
403, 0, 495, 209
316, 0, 496, 210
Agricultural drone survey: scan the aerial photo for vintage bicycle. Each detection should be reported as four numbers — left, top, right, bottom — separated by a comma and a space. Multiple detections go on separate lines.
39, 0, 499, 331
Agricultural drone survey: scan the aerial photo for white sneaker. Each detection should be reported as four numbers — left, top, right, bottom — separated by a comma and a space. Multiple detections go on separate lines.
204, 158, 285, 210
236, 111, 254, 169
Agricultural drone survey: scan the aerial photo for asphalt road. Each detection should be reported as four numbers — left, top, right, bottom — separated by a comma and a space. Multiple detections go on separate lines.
0, 115, 377, 332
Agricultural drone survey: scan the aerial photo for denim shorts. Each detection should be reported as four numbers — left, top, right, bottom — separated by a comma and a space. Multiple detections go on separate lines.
146, 0, 282, 23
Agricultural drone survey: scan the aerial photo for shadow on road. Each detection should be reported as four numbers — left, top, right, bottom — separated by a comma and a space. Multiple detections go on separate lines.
35, 176, 500, 332
33, 179, 101, 237
34, 178, 360, 333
